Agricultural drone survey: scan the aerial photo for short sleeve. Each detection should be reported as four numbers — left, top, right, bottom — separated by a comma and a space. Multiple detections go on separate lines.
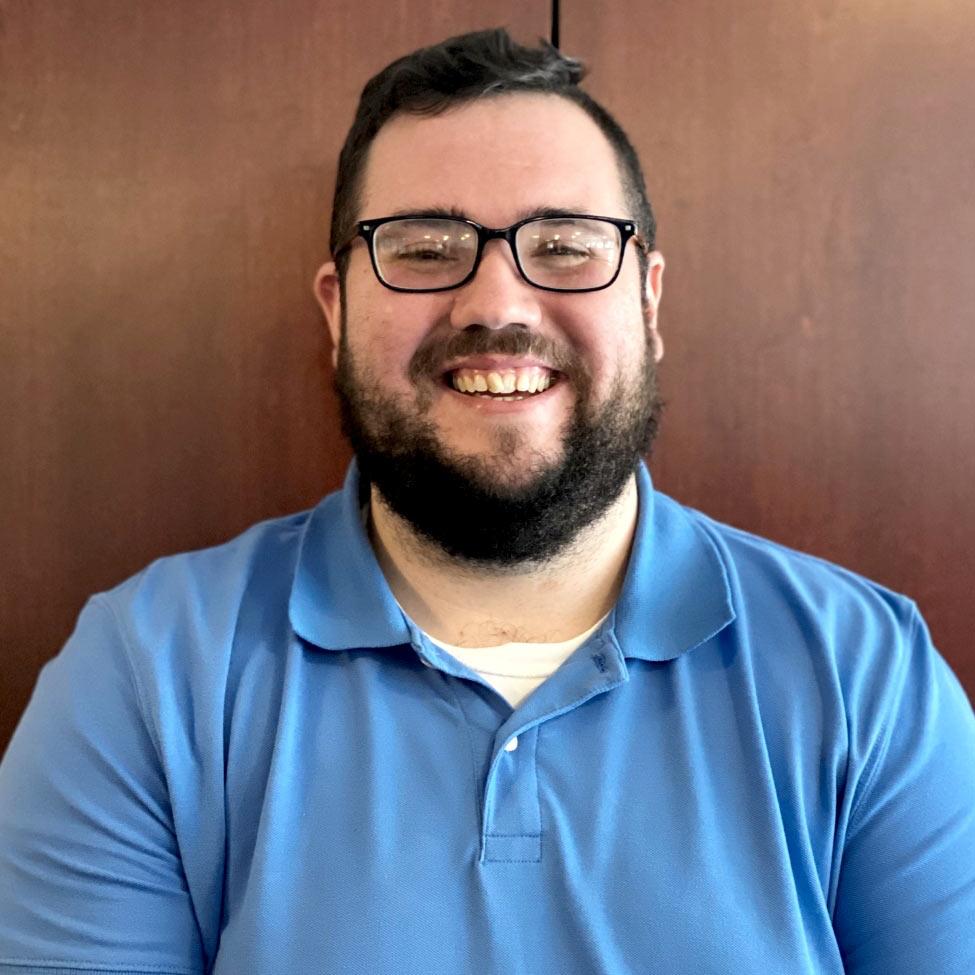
0, 597, 205, 974
833, 605, 975, 973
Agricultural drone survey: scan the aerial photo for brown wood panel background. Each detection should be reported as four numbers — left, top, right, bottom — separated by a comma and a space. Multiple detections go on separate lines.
3, 0, 974, 752
0, 1, 550, 750
564, 0, 975, 694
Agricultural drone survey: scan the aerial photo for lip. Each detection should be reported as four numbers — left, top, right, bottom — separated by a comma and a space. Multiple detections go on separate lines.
440, 355, 558, 375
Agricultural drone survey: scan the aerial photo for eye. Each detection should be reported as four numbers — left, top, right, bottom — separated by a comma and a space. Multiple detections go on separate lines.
383, 231, 469, 265
528, 237, 593, 265
537, 239, 590, 256
519, 219, 620, 268
396, 242, 455, 262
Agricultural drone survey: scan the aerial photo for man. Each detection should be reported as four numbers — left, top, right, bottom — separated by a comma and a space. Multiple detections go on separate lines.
1, 28, 973, 975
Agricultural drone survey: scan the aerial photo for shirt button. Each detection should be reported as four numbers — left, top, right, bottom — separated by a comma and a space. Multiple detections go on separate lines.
504, 736, 519, 752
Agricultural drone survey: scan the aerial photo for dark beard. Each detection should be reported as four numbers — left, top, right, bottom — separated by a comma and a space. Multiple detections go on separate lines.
335, 323, 664, 568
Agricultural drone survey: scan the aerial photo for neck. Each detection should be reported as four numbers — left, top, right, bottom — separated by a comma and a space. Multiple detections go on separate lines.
368, 474, 640, 646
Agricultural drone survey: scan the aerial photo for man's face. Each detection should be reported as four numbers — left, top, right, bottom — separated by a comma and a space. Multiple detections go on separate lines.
315, 93, 665, 566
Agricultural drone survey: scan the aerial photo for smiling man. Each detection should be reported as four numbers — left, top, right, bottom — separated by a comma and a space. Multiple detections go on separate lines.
315, 88, 666, 642
1, 28, 974, 975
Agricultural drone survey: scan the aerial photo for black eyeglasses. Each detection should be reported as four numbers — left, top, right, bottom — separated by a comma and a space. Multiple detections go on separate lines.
333, 213, 646, 293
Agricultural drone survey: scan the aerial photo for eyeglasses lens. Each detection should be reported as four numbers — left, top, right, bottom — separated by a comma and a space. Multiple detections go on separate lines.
372, 217, 623, 291
373, 219, 477, 291
516, 218, 622, 289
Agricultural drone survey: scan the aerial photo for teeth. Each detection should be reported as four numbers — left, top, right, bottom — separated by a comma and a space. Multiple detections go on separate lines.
450, 366, 556, 397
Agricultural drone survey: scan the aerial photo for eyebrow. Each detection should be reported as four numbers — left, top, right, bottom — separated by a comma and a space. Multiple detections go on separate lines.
385, 205, 595, 223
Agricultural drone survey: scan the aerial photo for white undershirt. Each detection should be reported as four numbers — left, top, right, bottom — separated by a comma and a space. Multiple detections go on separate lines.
423, 615, 608, 709
364, 505, 608, 709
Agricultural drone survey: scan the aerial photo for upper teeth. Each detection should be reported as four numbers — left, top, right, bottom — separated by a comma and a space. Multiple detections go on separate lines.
451, 367, 554, 395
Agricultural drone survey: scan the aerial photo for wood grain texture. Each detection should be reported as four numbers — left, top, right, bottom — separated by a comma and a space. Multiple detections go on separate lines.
0, 2, 549, 749
563, 0, 975, 693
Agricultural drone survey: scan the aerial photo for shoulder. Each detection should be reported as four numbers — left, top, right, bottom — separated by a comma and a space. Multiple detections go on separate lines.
670, 497, 919, 639
82, 506, 320, 724
660, 499, 965, 798
660, 497, 927, 734
102, 507, 313, 634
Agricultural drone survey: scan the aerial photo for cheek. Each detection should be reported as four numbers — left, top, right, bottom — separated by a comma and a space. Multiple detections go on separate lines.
344, 289, 438, 378
567, 296, 645, 378
345, 276, 415, 359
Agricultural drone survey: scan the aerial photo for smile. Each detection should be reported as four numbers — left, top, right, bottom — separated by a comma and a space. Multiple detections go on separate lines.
447, 366, 558, 398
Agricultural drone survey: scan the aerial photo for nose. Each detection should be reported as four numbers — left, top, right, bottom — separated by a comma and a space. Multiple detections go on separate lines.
448, 239, 543, 331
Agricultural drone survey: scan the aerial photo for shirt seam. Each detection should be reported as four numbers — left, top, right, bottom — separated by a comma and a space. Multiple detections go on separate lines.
845, 601, 920, 835
83, 596, 208, 970
88, 595, 166, 771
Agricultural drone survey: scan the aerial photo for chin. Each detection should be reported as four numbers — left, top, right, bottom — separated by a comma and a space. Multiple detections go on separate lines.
443, 441, 566, 496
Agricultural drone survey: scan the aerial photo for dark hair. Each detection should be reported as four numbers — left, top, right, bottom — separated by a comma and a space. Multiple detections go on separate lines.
329, 28, 656, 278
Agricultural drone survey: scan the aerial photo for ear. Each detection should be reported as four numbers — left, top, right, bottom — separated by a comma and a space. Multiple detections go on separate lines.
313, 260, 343, 368
643, 250, 665, 363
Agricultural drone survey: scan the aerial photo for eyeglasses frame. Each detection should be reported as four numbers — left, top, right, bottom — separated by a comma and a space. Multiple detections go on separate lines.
333, 213, 648, 294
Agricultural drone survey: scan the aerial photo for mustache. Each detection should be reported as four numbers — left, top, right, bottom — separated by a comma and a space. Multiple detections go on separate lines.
408, 325, 579, 382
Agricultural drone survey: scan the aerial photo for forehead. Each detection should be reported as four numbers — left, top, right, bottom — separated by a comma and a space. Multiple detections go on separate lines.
359, 93, 629, 223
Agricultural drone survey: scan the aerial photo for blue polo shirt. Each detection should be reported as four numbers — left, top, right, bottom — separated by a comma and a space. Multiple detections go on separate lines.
1, 461, 974, 975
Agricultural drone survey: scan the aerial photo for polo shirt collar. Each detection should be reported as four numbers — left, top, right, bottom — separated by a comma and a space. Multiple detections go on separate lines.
615, 463, 736, 661
289, 462, 411, 650
289, 460, 735, 661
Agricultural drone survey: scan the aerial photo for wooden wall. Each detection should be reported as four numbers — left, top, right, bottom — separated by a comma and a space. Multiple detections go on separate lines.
565, 0, 975, 692
0, 1, 549, 749
2, 0, 973, 749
